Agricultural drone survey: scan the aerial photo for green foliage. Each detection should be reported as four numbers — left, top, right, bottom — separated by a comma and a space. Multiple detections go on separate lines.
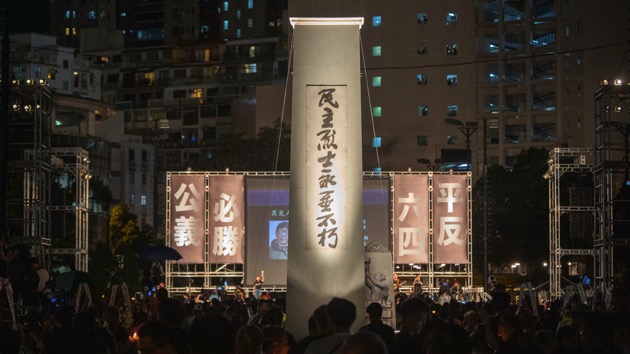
473, 147, 550, 270
108, 203, 140, 252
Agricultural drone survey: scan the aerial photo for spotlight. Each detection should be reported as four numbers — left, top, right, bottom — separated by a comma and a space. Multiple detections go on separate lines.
12, 104, 20, 111
601, 79, 609, 85
11, 79, 20, 85
614, 106, 622, 113
23, 105, 32, 112
38, 79, 47, 85
614, 79, 623, 86
26, 79, 34, 85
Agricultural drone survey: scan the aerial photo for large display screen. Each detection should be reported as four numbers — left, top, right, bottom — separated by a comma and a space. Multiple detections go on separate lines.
245, 176, 390, 286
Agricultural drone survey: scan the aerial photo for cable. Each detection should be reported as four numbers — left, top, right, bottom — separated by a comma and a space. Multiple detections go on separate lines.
360, 32, 382, 172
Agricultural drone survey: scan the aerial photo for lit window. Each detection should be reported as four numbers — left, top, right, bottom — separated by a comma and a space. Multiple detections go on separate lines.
237, 10, 241, 19
417, 74, 427, 84
72, 28, 77, 35
446, 13, 458, 24
446, 44, 458, 55
447, 135, 458, 145
130, 194, 135, 205
201, 25, 209, 34
249, 46, 256, 58
373, 107, 382, 117
372, 137, 382, 148
446, 74, 458, 85
65, 11, 70, 19
372, 76, 382, 87
372, 46, 382, 57
89, 10, 96, 20
223, 20, 229, 30
248, 19, 253, 27
65, 28, 70, 36
418, 105, 429, 116
121, 12, 126, 17
224, 1, 229, 11
244, 63, 257, 73
248, 0, 253, 9
236, 29, 241, 38
417, 44, 428, 54
141, 195, 147, 205
447, 105, 458, 116
417, 13, 428, 24
72, 11, 76, 18
372, 16, 382, 27
417, 136, 428, 146
191, 88, 203, 98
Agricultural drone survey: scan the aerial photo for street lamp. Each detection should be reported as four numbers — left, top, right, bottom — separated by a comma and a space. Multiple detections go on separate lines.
444, 118, 478, 171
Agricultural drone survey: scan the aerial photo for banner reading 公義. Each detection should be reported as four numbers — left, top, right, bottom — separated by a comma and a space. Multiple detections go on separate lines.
170, 174, 206, 263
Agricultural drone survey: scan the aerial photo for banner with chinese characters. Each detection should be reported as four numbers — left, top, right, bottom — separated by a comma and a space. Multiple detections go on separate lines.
393, 175, 429, 264
170, 175, 206, 263
209, 175, 245, 263
305, 85, 348, 251
433, 174, 468, 264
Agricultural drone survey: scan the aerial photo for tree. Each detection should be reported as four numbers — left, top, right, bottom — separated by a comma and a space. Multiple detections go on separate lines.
473, 147, 549, 274
108, 203, 140, 252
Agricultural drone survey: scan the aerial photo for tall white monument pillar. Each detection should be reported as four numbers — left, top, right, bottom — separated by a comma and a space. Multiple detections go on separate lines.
287, 17, 365, 339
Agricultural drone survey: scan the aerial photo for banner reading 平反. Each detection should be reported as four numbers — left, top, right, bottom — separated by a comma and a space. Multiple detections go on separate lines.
433, 174, 468, 264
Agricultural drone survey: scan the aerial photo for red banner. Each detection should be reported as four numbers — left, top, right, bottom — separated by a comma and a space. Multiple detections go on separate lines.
209, 175, 245, 263
170, 175, 206, 263
393, 175, 429, 264
433, 174, 468, 264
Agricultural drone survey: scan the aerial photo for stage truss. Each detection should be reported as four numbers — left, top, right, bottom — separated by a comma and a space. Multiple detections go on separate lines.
164, 170, 473, 297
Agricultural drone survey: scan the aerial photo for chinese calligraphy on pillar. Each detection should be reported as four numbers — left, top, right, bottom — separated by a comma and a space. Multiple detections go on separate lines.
393, 175, 429, 264
209, 176, 245, 263
170, 175, 205, 263
433, 174, 468, 264
305, 85, 348, 251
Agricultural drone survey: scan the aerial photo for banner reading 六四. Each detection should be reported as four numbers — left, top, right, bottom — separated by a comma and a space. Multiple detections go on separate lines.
170, 174, 205, 263
209, 175, 245, 263
393, 175, 429, 264
433, 174, 468, 264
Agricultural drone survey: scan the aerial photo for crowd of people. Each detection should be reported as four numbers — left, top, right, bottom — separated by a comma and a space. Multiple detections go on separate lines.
1, 239, 629, 353
0, 277, 626, 353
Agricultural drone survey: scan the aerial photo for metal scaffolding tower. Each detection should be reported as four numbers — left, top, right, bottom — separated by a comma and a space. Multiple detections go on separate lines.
6, 82, 53, 262
593, 83, 630, 292
49, 148, 91, 272
545, 148, 594, 299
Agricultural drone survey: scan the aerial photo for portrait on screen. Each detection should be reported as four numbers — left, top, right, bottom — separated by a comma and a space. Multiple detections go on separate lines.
268, 220, 289, 260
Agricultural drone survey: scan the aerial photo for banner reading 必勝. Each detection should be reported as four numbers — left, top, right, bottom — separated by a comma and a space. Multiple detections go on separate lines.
393, 175, 429, 264
433, 174, 468, 264
170, 174, 206, 263
305, 85, 348, 251
209, 175, 245, 264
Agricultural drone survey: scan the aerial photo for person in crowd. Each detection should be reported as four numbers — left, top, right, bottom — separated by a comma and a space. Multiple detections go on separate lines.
359, 302, 395, 352
392, 297, 429, 354
249, 298, 272, 327
305, 297, 356, 354
263, 325, 291, 354
137, 320, 177, 354
235, 325, 264, 354
341, 332, 388, 354
189, 311, 235, 354
254, 271, 265, 300
393, 273, 401, 293
158, 297, 189, 354
269, 222, 289, 260
103, 305, 134, 354
412, 275, 423, 297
